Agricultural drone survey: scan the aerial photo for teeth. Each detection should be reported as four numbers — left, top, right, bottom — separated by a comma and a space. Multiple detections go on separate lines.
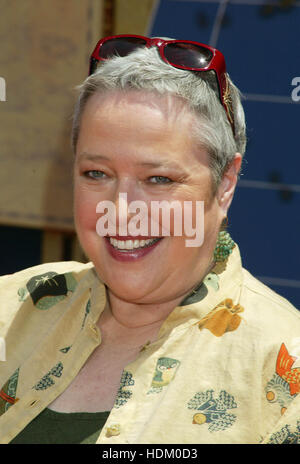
109, 237, 159, 250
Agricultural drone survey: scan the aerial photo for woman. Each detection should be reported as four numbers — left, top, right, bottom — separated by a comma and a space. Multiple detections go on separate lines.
1, 35, 299, 444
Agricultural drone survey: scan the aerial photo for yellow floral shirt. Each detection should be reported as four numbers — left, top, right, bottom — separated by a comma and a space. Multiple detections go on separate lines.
0, 245, 299, 444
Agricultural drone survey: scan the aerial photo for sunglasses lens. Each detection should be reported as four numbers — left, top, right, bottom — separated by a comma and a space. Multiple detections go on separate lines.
99, 37, 148, 59
164, 43, 213, 69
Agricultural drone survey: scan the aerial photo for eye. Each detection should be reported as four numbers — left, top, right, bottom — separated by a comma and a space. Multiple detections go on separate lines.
148, 176, 173, 184
84, 170, 107, 180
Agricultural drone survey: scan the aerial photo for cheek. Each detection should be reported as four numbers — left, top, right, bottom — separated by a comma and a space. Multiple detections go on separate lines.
74, 186, 99, 235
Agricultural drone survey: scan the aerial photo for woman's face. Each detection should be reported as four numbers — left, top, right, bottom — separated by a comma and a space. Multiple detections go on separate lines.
74, 90, 237, 304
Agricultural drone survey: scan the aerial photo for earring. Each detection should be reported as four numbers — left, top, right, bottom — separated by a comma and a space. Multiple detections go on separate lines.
213, 219, 235, 262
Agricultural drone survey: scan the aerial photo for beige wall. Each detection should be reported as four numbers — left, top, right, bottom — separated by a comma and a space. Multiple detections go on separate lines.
0, 0, 103, 231
114, 0, 157, 35
0, 0, 157, 262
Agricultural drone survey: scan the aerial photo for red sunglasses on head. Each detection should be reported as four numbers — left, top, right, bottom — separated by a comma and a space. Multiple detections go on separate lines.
89, 34, 235, 135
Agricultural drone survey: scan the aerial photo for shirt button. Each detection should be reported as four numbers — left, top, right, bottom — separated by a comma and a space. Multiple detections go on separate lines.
105, 423, 121, 437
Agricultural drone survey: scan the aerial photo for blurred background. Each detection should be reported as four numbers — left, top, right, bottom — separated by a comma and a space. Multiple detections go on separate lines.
0, 0, 299, 308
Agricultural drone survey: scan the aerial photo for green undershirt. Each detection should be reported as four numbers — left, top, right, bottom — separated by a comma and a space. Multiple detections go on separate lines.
9, 407, 111, 444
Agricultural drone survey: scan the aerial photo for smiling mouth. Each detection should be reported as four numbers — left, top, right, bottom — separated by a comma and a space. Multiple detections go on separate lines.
108, 237, 162, 251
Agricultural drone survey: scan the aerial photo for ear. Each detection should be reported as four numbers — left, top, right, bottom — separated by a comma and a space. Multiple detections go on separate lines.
217, 153, 242, 216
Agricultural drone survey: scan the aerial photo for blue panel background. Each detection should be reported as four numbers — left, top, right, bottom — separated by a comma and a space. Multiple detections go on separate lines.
150, 0, 300, 308
230, 189, 300, 279
215, 4, 300, 96
241, 100, 300, 184
152, 0, 219, 42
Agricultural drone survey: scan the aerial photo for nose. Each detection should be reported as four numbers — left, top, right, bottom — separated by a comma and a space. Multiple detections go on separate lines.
114, 177, 140, 214
113, 179, 148, 236
114, 192, 130, 235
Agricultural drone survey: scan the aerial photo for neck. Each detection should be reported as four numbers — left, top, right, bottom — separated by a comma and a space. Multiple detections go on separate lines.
96, 290, 184, 350
101, 259, 215, 333
105, 290, 185, 331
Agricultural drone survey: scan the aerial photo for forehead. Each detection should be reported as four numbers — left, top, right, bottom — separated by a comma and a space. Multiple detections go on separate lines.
81, 89, 193, 132
77, 90, 210, 171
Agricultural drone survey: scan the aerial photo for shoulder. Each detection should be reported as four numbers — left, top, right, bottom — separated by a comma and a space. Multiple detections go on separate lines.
241, 267, 299, 316
0, 261, 94, 299
240, 267, 300, 340
0, 261, 95, 335
0, 260, 94, 286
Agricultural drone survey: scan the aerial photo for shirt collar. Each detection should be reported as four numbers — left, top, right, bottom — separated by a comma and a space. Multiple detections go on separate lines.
157, 243, 244, 339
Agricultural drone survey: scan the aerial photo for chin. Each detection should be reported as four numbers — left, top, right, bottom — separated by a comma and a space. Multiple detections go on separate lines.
103, 275, 154, 303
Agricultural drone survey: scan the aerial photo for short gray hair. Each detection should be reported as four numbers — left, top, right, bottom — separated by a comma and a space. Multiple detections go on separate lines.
71, 45, 246, 190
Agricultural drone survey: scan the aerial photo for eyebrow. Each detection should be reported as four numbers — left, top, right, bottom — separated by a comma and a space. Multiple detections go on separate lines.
139, 161, 184, 170
77, 153, 110, 162
77, 152, 186, 171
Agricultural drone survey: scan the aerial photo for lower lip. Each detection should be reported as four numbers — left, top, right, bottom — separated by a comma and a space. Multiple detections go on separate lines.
104, 237, 163, 262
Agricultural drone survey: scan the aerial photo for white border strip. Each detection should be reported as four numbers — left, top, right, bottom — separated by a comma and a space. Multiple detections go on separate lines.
243, 93, 299, 104
237, 179, 300, 193
209, 0, 229, 47
257, 276, 300, 289
0, 337, 6, 361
